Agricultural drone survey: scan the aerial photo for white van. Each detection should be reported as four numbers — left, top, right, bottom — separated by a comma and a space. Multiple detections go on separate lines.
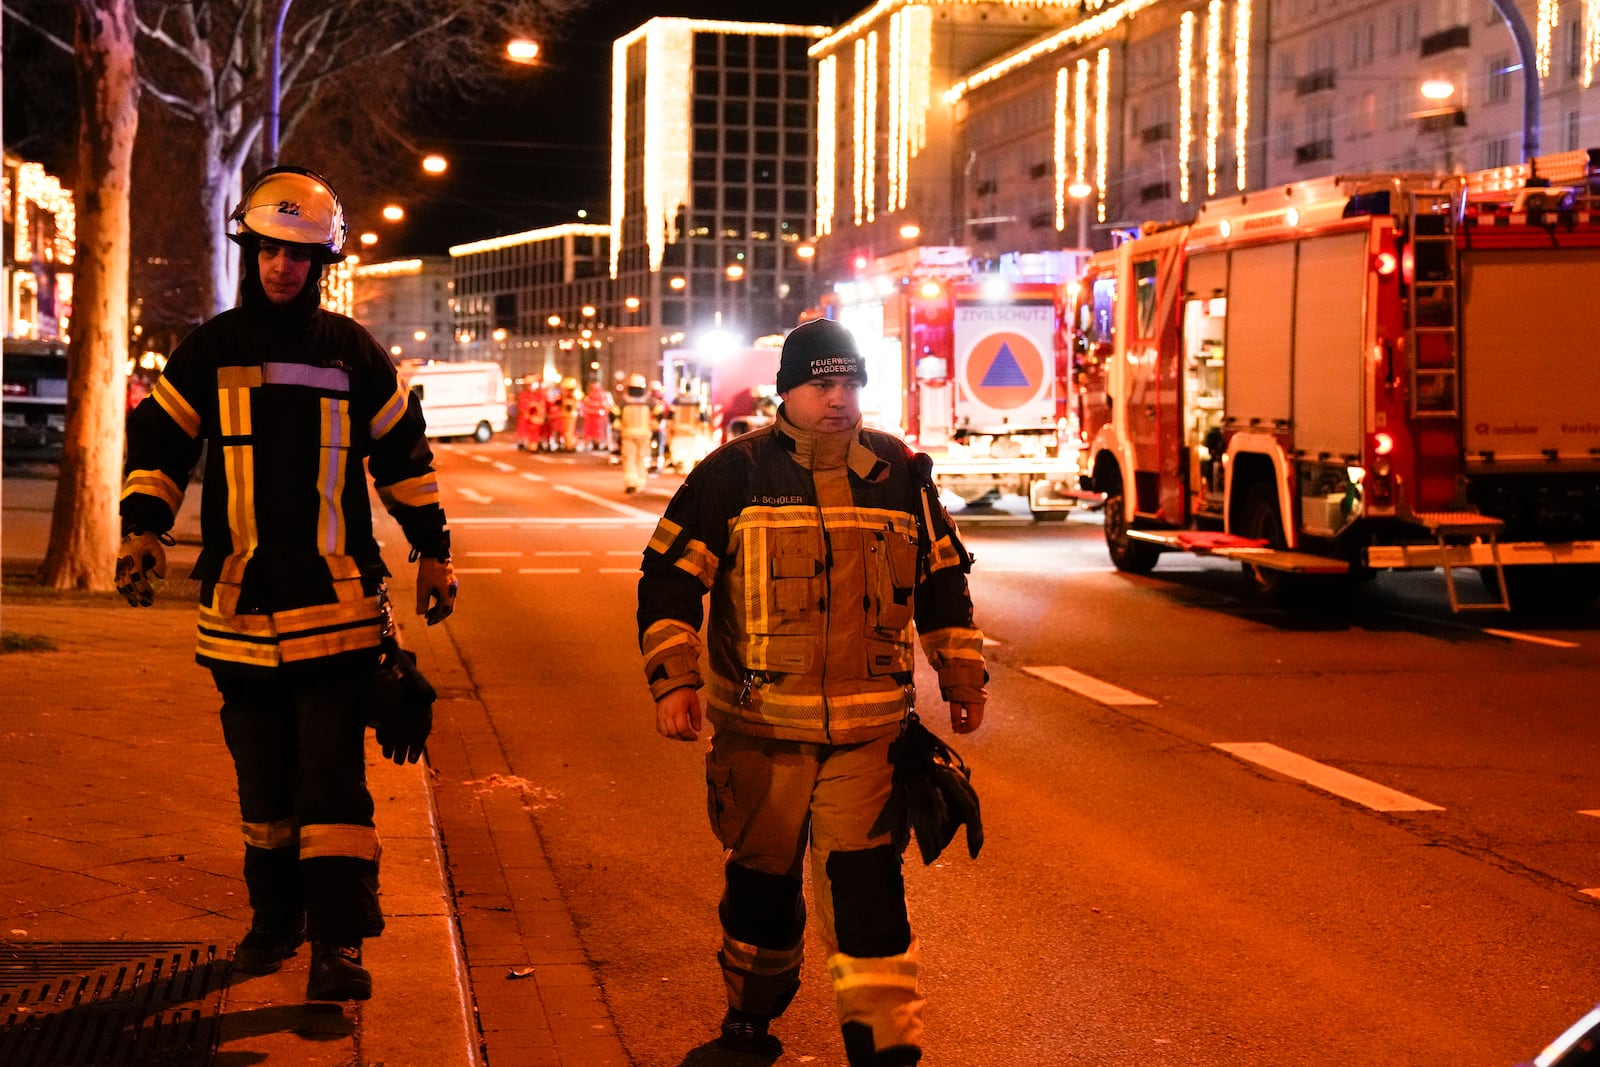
396, 360, 509, 442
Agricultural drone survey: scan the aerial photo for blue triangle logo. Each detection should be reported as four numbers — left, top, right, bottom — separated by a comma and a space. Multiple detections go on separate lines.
979, 343, 1031, 388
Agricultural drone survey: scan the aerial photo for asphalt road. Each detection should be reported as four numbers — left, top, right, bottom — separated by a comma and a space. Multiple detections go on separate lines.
427, 439, 1600, 1066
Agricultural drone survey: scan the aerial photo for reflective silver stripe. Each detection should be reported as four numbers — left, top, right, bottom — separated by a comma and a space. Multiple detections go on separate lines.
300, 823, 381, 862
263, 362, 350, 392
242, 819, 298, 849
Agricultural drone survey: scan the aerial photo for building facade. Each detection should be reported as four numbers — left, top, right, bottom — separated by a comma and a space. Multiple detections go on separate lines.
3, 154, 75, 342
450, 224, 613, 384
352, 255, 455, 362
609, 18, 829, 374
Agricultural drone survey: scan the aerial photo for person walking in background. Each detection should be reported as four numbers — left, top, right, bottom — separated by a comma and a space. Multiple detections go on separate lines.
115, 165, 458, 1003
556, 377, 581, 451
636, 318, 987, 1065
617, 373, 657, 493
580, 380, 613, 452
515, 377, 545, 452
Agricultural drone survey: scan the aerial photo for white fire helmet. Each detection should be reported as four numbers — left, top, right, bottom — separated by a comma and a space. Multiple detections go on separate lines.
229, 165, 347, 263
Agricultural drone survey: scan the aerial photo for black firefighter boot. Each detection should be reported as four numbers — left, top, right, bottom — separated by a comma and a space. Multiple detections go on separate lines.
306, 941, 372, 1001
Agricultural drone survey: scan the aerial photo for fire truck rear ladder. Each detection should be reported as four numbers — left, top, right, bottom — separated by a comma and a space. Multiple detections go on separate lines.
1407, 189, 1461, 419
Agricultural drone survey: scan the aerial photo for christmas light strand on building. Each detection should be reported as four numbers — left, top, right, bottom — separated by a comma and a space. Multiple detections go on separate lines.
1235, 0, 1251, 189
1586, 0, 1600, 88
818, 54, 838, 236
886, 6, 931, 212
887, 11, 904, 213
854, 36, 868, 226
12, 161, 75, 266
1203, 0, 1216, 195
865, 30, 878, 223
1179, 10, 1195, 203
1537, 0, 1557, 77
1075, 58, 1089, 195
1054, 66, 1069, 231
945, 0, 1164, 102
1096, 47, 1109, 222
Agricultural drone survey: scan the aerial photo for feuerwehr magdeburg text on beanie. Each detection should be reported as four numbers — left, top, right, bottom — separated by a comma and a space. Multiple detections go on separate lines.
776, 318, 869, 394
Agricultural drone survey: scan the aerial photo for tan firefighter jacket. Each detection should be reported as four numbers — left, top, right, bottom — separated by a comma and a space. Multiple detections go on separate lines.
637, 409, 986, 744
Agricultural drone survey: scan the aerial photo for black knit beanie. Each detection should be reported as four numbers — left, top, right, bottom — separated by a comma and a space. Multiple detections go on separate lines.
776, 318, 867, 394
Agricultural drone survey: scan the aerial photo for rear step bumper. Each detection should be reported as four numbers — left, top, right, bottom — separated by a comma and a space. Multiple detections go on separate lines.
1366, 540, 1600, 569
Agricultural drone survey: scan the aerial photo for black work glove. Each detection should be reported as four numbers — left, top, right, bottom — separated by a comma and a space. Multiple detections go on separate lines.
368, 640, 437, 764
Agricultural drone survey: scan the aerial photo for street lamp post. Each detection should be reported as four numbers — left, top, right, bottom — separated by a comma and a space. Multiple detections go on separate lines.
267, 0, 294, 164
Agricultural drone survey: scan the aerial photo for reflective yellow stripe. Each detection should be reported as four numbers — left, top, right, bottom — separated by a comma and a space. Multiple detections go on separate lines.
152, 376, 201, 438
300, 823, 381, 862
278, 621, 383, 662
199, 597, 383, 667
673, 538, 717, 586
222, 443, 257, 559
376, 472, 440, 510
242, 819, 298, 849
647, 517, 684, 555
197, 632, 279, 667
317, 397, 350, 555
641, 619, 697, 659
827, 944, 920, 992
370, 384, 408, 440
120, 468, 184, 513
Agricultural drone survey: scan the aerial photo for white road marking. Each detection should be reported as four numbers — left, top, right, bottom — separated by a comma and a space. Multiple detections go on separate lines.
518, 567, 581, 575
1213, 742, 1445, 812
457, 487, 494, 505
462, 551, 522, 558
1482, 628, 1580, 649
491, 461, 517, 473
599, 567, 639, 574
449, 516, 651, 526
519, 472, 547, 483
468, 454, 492, 462
551, 483, 660, 520
454, 567, 503, 575
606, 550, 640, 556
1023, 665, 1157, 706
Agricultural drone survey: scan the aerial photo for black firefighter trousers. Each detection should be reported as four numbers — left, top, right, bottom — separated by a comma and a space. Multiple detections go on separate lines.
215, 667, 383, 944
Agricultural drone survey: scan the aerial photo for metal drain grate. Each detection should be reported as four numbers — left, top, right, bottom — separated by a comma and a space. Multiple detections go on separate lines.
0, 942, 229, 1066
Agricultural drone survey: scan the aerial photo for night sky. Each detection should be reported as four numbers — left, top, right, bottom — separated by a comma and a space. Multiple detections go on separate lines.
398, 0, 860, 255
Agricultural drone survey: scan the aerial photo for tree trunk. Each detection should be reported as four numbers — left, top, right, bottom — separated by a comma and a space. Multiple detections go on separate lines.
40, 0, 141, 591
198, 131, 242, 318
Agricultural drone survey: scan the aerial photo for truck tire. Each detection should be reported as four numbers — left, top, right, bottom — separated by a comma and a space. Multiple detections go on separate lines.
1104, 488, 1160, 573
473, 421, 493, 444
1480, 564, 1600, 616
1238, 483, 1298, 606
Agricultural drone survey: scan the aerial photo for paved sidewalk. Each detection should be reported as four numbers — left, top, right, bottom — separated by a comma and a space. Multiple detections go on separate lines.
0, 475, 626, 1066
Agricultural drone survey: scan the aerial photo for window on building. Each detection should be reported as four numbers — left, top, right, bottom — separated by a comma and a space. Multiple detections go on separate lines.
724, 36, 748, 65
725, 187, 748, 211
695, 70, 718, 95
756, 72, 779, 97
1486, 53, 1512, 103
786, 74, 809, 98
693, 34, 719, 65
695, 129, 718, 152
755, 37, 778, 67
1484, 137, 1510, 169
693, 99, 718, 124
723, 158, 748, 182
725, 129, 748, 153
1567, 20, 1583, 80
755, 188, 778, 211
1569, 109, 1583, 150
725, 100, 748, 126
756, 130, 779, 154
694, 186, 717, 210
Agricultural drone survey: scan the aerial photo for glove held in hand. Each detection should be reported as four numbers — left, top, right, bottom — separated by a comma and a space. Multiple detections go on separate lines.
115, 531, 174, 608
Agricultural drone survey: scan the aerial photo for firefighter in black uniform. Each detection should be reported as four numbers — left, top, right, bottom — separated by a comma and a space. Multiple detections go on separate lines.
116, 166, 457, 1001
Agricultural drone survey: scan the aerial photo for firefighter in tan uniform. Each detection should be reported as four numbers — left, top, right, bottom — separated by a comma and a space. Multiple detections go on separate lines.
116, 166, 457, 1002
637, 318, 987, 1065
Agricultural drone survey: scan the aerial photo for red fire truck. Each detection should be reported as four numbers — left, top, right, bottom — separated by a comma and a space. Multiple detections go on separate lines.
822, 247, 1084, 519
1065, 148, 1600, 612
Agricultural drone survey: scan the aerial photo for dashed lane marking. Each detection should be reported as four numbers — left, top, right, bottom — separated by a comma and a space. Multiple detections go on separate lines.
519, 472, 547, 483
599, 568, 639, 574
1482, 628, 1581, 649
449, 517, 650, 526
454, 567, 503, 574
1213, 742, 1445, 813
1022, 665, 1157, 706
518, 567, 581, 575
492, 461, 517, 473
457, 487, 494, 505
535, 550, 592, 557
463, 551, 522, 558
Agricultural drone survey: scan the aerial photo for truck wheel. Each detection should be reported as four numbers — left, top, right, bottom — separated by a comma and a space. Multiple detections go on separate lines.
473, 421, 493, 444
1104, 488, 1160, 573
1482, 564, 1600, 616
1238, 483, 1298, 606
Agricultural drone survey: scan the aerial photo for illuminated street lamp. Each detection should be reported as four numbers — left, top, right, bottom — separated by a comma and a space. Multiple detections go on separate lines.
581, 304, 597, 318
382, 204, 405, 222
1420, 78, 1456, 101
422, 155, 449, 176
624, 295, 641, 311
725, 263, 745, 281
898, 223, 921, 240
507, 38, 541, 64
359, 232, 379, 247
547, 314, 563, 327
669, 276, 687, 290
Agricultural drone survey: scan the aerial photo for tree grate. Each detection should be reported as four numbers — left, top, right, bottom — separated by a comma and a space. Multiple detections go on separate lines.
0, 942, 228, 1066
